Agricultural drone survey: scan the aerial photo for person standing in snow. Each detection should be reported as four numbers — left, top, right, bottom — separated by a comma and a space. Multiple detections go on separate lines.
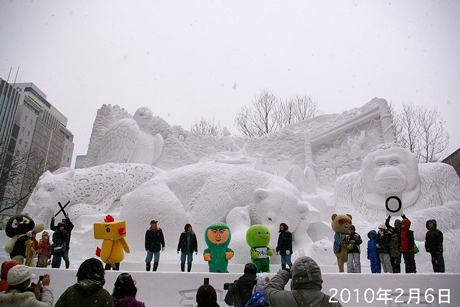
344, 225, 362, 273
224, 262, 257, 307
55, 258, 114, 307
386, 215, 402, 273
50, 216, 74, 269
51, 223, 69, 269
112, 273, 145, 307
276, 223, 292, 271
145, 220, 165, 272
263, 256, 342, 307
177, 224, 198, 272
400, 216, 416, 273
367, 230, 381, 273
425, 219, 445, 273
376, 223, 393, 273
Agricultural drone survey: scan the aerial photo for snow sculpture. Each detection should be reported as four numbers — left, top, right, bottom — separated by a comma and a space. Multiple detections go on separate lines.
23, 163, 162, 223
335, 144, 460, 272
119, 162, 310, 264
347, 130, 366, 159
362, 144, 421, 210
97, 106, 164, 165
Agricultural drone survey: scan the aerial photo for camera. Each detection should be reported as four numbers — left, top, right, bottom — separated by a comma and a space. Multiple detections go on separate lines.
204, 278, 209, 285
39, 275, 44, 281
223, 282, 233, 290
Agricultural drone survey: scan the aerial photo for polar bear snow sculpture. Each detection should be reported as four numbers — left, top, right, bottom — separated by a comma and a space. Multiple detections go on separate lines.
119, 162, 310, 263
23, 163, 162, 224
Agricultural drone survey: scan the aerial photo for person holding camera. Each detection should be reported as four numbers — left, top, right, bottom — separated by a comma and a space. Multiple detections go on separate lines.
196, 281, 219, 307
264, 256, 343, 307
0, 265, 53, 307
224, 262, 257, 307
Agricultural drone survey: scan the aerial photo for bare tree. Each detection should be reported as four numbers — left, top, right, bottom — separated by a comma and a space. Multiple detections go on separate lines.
277, 95, 322, 126
190, 117, 224, 138
235, 90, 321, 137
0, 145, 49, 216
394, 103, 449, 162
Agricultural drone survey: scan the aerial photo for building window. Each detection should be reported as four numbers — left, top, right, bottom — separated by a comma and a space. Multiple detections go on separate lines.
67, 157, 70, 163
27, 130, 30, 136
21, 127, 25, 133
44, 130, 49, 136
56, 150, 60, 156
25, 115, 27, 121
38, 125, 43, 132
59, 140, 63, 146
53, 136, 57, 143
42, 141, 46, 147
24, 141, 28, 148
15, 150, 20, 156
19, 138, 22, 144
37, 136, 41, 143
30, 120, 32, 125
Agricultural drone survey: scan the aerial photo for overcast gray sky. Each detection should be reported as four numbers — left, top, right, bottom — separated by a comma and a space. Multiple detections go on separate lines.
1, 0, 459, 166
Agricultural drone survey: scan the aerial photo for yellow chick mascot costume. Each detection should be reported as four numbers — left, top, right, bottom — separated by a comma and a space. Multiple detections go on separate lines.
94, 215, 130, 269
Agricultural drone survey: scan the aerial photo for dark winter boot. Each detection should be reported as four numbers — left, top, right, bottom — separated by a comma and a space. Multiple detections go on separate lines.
187, 264, 192, 272
181, 264, 185, 272
281, 264, 286, 270
146, 263, 151, 271
65, 261, 70, 269
153, 262, 158, 271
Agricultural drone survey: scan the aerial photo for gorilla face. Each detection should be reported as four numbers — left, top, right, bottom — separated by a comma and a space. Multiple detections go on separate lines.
362, 146, 421, 210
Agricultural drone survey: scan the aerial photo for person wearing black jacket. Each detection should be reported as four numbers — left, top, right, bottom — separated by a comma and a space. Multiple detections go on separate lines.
51, 223, 69, 268
386, 215, 404, 273
145, 220, 165, 271
276, 223, 292, 271
224, 263, 257, 307
376, 223, 392, 273
177, 224, 198, 272
50, 215, 74, 269
344, 225, 362, 273
425, 219, 445, 273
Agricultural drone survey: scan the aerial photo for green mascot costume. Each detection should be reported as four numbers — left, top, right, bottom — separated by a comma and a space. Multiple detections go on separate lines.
246, 224, 273, 273
203, 222, 234, 273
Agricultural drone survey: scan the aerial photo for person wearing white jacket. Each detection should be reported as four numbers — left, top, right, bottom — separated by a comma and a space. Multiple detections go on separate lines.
0, 265, 53, 307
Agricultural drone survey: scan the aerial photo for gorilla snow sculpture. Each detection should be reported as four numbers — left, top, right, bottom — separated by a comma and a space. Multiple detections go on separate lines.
335, 144, 460, 272
96, 106, 164, 166
119, 162, 310, 263
23, 163, 162, 224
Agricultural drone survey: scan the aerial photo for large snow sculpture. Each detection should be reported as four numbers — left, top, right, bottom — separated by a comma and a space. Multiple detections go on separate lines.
119, 162, 310, 264
23, 163, 162, 224
362, 144, 421, 210
335, 144, 460, 272
96, 106, 164, 165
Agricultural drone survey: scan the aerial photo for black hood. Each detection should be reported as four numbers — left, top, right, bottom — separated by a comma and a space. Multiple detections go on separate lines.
426, 219, 437, 230
244, 262, 258, 275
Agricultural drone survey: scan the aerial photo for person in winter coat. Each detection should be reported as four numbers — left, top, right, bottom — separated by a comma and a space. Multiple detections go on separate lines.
50, 216, 74, 269
264, 256, 342, 307
112, 273, 145, 307
177, 224, 198, 272
145, 220, 165, 272
275, 223, 292, 271
224, 263, 257, 307
51, 223, 69, 268
376, 224, 393, 273
55, 258, 114, 307
196, 284, 220, 307
400, 217, 416, 273
386, 215, 403, 273
25, 231, 38, 267
425, 219, 445, 273
367, 230, 381, 273
37, 232, 51, 268
0, 261, 20, 292
0, 265, 53, 307
344, 225, 362, 273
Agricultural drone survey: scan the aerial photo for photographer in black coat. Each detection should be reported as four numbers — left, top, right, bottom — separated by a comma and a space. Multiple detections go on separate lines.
224, 263, 257, 307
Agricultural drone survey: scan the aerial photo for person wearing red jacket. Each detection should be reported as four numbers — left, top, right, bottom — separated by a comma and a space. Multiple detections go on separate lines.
37, 232, 52, 267
400, 216, 416, 273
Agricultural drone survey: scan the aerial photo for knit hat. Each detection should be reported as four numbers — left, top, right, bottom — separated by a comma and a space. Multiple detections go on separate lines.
7, 265, 36, 286
42, 231, 49, 238
378, 223, 386, 230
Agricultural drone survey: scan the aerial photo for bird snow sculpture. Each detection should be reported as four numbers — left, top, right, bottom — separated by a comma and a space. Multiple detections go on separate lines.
96, 106, 164, 166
